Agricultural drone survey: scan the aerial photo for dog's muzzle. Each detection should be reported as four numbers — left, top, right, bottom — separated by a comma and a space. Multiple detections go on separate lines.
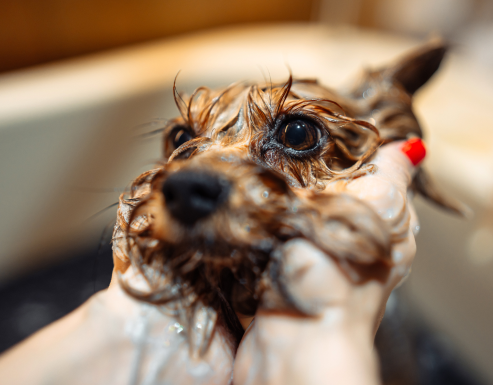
162, 170, 230, 225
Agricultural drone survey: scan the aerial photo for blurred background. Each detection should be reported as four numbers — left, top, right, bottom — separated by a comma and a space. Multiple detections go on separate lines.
0, 1, 492, 384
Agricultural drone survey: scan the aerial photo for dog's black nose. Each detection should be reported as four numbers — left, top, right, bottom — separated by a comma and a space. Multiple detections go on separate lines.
162, 170, 229, 225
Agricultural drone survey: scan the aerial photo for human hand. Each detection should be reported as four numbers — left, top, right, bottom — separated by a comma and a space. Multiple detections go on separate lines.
233, 139, 425, 385
0, 267, 235, 385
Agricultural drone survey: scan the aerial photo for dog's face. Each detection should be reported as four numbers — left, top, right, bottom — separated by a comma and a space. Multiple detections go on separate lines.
114, 41, 450, 342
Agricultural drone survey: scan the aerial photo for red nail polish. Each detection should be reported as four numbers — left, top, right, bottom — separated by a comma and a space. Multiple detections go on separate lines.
401, 138, 426, 166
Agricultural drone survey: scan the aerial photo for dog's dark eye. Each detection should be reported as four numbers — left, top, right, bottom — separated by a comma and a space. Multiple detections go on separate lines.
278, 120, 320, 151
173, 129, 193, 148
164, 125, 195, 158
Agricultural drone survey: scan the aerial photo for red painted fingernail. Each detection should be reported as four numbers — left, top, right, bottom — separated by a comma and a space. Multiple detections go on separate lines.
401, 138, 426, 166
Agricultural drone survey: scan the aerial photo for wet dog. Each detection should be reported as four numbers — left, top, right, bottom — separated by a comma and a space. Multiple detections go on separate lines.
112, 41, 462, 350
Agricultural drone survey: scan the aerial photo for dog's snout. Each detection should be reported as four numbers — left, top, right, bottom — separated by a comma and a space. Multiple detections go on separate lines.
162, 170, 229, 225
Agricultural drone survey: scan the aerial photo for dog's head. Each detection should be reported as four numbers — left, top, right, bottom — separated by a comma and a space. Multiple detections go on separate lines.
113, 41, 456, 345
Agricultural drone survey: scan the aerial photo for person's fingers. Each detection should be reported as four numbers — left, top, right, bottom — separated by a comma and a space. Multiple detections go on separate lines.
274, 239, 351, 307
341, 139, 425, 223
343, 139, 423, 197
333, 139, 425, 292
370, 138, 426, 189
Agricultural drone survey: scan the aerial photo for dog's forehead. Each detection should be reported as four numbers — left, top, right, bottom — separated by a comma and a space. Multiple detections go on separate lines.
179, 79, 352, 138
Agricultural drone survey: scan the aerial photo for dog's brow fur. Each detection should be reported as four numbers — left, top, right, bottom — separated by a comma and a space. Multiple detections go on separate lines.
112, 41, 464, 352
167, 76, 381, 189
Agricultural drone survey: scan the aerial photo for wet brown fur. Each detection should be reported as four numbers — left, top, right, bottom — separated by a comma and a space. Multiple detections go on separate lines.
112, 41, 463, 351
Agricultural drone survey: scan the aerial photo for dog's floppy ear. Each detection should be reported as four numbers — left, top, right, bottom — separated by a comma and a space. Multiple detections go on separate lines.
388, 40, 447, 95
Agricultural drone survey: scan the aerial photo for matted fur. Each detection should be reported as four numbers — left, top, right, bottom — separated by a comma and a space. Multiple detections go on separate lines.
112, 41, 462, 351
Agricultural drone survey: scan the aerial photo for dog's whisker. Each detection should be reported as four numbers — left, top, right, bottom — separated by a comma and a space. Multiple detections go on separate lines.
85, 202, 119, 222
136, 127, 167, 139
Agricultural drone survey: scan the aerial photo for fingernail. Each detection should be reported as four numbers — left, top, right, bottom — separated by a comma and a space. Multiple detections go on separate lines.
401, 138, 426, 166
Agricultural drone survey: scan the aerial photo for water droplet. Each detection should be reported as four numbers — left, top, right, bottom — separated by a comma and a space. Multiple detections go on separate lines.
381, 208, 394, 219
148, 239, 158, 248
171, 322, 184, 334
263, 191, 269, 198
363, 88, 375, 99
392, 250, 403, 262
413, 225, 420, 235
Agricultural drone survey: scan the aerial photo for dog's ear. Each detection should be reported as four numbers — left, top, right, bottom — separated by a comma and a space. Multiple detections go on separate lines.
387, 40, 447, 95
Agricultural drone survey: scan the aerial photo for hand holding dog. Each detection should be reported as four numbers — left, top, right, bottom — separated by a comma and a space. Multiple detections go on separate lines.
233, 139, 424, 385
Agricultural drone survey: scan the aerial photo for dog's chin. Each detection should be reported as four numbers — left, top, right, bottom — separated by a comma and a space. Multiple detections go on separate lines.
144, 212, 284, 316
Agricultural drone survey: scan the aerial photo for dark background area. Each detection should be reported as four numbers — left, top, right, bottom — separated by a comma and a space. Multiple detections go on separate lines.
0, 241, 113, 353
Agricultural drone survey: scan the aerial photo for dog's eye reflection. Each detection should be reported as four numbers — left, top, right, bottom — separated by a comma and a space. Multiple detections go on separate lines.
173, 129, 193, 148
278, 120, 320, 151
